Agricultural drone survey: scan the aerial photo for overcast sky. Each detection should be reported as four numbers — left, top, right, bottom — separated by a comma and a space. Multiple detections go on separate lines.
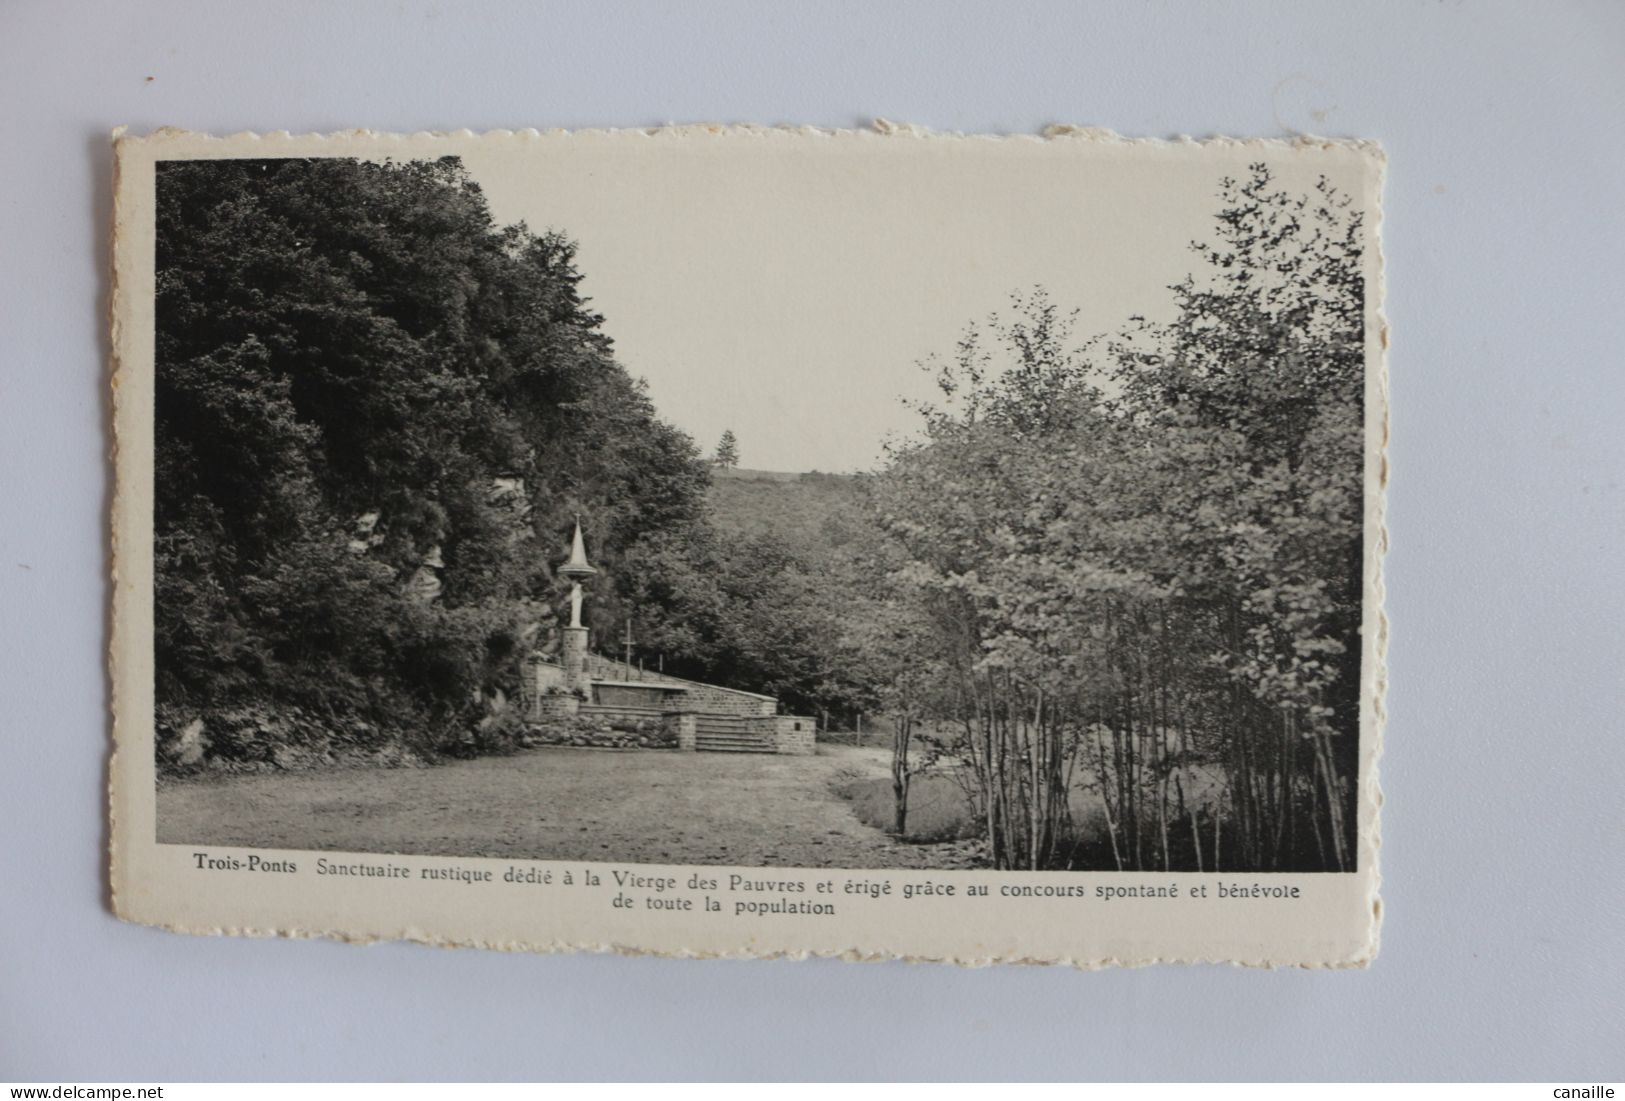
464, 132, 1368, 473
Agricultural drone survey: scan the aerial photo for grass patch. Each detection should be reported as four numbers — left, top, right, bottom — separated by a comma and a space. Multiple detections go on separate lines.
835, 772, 979, 843
835, 768, 1126, 856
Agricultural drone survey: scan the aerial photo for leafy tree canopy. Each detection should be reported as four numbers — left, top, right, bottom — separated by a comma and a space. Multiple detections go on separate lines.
155, 157, 712, 752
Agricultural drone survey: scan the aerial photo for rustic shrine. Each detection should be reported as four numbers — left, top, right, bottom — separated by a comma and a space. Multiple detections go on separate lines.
519, 522, 816, 755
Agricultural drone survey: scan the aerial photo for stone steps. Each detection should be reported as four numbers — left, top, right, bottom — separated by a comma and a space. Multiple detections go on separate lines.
693, 729, 776, 753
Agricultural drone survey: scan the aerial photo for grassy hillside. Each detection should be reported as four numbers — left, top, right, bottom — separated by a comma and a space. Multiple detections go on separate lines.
706, 467, 866, 559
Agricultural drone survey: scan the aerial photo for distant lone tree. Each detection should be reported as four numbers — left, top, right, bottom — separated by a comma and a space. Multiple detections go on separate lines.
714, 429, 740, 468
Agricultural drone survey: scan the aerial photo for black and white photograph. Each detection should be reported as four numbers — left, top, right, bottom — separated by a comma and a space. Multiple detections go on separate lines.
136, 132, 1380, 883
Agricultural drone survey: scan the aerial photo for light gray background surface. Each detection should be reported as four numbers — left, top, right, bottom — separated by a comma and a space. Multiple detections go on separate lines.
3, 0, 1622, 1082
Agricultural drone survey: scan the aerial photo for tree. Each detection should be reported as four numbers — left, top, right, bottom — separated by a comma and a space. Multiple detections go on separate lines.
714, 429, 740, 468
863, 166, 1365, 872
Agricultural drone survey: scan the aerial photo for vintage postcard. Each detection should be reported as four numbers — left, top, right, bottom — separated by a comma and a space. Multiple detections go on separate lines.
110, 125, 1386, 966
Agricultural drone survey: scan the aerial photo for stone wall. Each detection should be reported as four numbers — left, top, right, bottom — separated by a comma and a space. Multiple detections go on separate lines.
526, 705, 807, 755
767, 715, 817, 755
592, 683, 681, 710
521, 656, 566, 716
528, 650, 786, 742
672, 713, 697, 751
577, 703, 665, 727
561, 626, 588, 692
581, 653, 691, 687
527, 715, 676, 750
672, 684, 777, 717
531, 660, 566, 692
580, 654, 778, 716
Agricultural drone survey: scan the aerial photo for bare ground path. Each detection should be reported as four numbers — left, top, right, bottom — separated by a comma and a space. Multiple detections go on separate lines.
158, 745, 966, 869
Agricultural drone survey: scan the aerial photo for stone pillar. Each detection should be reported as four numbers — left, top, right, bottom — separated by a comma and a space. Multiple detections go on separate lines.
672, 713, 697, 752
520, 653, 538, 719
561, 625, 588, 696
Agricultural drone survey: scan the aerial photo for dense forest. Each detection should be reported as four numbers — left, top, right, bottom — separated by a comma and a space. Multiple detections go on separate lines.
155, 155, 1366, 873
153, 157, 856, 765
